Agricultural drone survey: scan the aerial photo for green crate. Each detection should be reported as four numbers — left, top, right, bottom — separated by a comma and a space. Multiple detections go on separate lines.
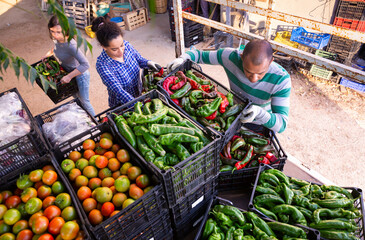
309, 50, 337, 79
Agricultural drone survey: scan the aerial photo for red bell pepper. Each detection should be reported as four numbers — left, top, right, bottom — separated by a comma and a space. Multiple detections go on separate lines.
188, 78, 201, 90
233, 145, 254, 171
217, 92, 229, 114
200, 85, 211, 92
172, 99, 182, 107
231, 135, 241, 142
265, 152, 277, 163
258, 156, 270, 164
171, 71, 187, 90
154, 68, 164, 77
163, 76, 178, 95
205, 110, 217, 120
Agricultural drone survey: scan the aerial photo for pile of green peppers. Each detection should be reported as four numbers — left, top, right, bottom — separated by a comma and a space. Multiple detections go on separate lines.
142, 68, 166, 93
202, 204, 309, 240
163, 70, 248, 132
34, 57, 67, 83
253, 169, 362, 240
112, 98, 211, 171
220, 129, 278, 172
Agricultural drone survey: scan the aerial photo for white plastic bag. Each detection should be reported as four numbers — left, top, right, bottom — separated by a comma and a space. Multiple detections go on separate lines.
0, 92, 31, 146
42, 102, 96, 146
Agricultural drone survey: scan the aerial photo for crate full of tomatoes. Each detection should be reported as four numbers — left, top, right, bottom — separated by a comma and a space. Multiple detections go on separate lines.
32, 56, 78, 104
157, 59, 251, 152
0, 154, 90, 240
53, 123, 172, 240
218, 126, 287, 191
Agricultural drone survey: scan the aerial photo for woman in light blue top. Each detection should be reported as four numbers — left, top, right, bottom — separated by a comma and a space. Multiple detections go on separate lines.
45, 15, 95, 116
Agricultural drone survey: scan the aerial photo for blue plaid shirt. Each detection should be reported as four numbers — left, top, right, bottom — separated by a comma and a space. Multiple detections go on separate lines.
96, 40, 149, 107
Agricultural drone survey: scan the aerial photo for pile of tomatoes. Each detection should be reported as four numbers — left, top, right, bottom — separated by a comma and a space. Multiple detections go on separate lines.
0, 165, 85, 240
60, 132, 153, 226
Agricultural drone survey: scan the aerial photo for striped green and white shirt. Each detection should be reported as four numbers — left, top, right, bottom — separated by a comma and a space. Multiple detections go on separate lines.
181, 48, 291, 133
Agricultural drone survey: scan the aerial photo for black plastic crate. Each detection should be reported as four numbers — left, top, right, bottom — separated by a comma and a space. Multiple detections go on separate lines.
195, 196, 320, 240
157, 59, 251, 153
53, 122, 170, 240
327, 35, 362, 63
108, 90, 221, 208
336, 0, 365, 21
218, 125, 287, 191
0, 88, 48, 178
0, 154, 92, 239
171, 178, 216, 227
171, 29, 204, 47
171, 178, 216, 239
35, 98, 97, 150
249, 164, 365, 240
31, 57, 79, 104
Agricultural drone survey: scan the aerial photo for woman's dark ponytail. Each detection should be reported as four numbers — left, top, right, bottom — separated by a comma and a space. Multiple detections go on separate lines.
91, 16, 123, 47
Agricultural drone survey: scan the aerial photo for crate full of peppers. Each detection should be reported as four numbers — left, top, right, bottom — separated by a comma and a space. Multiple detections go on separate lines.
195, 196, 320, 240
108, 90, 221, 207
218, 127, 287, 191
32, 56, 78, 104
249, 164, 365, 240
157, 59, 251, 152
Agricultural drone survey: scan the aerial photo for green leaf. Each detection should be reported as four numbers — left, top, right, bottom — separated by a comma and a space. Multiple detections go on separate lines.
11, 58, 21, 79
29, 67, 38, 85
48, 80, 57, 90
0, 76, 3, 81
87, 41, 93, 53
3, 57, 9, 71
21, 61, 30, 81
76, 32, 82, 50
39, 75, 49, 93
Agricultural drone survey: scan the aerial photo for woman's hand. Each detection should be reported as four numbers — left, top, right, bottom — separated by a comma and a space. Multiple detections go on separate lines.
60, 75, 72, 84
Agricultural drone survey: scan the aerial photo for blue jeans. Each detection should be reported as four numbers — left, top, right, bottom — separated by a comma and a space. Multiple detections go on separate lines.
76, 70, 95, 116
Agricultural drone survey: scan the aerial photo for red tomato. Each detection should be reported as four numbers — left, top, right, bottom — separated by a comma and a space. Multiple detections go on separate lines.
5, 195, 21, 209
38, 233, 54, 240
42, 196, 56, 209
42, 171, 58, 186
44, 205, 61, 221
32, 216, 49, 235
16, 229, 33, 240
101, 202, 114, 217
48, 217, 65, 235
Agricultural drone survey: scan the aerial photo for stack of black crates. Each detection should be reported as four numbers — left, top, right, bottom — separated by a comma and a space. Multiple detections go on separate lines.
328, 0, 365, 64
168, 0, 204, 47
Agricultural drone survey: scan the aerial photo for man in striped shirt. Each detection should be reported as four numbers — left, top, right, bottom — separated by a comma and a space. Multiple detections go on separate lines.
168, 39, 291, 133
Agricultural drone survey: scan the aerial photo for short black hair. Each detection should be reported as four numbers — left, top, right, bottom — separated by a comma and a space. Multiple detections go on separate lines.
91, 16, 123, 47
241, 39, 273, 65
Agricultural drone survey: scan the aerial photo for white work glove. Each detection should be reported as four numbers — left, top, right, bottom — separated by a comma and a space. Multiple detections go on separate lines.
147, 61, 162, 72
167, 57, 184, 73
240, 105, 261, 123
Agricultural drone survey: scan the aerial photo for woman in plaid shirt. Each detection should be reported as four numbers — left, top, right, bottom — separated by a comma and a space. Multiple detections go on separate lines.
92, 17, 161, 108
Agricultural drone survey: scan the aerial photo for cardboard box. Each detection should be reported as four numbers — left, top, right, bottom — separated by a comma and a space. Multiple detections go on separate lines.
123, 7, 147, 31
